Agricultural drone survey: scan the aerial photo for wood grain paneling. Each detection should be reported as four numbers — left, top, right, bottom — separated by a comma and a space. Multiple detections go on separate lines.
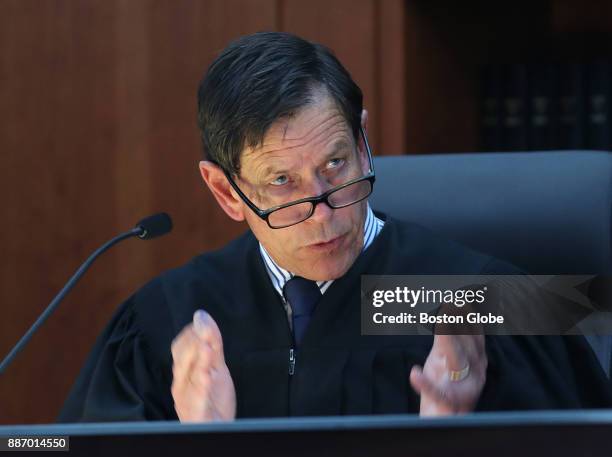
0, 0, 404, 424
283, 0, 379, 147
1, 0, 121, 425
377, 0, 406, 155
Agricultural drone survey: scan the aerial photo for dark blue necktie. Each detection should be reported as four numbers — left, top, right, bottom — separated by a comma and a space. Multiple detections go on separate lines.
283, 276, 322, 349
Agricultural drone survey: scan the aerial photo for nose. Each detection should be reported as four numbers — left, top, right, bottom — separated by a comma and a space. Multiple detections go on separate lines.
303, 175, 334, 223
309, 196, 334, 223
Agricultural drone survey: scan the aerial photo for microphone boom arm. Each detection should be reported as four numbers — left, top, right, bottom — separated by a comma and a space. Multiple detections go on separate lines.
0, 227, 142, 375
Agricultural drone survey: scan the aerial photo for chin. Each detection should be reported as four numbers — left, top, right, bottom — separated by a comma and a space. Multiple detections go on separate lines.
305, 256, 354, 281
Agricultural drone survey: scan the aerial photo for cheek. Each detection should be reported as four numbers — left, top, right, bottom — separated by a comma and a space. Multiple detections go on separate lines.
243, 211, 271, 241
337, 201, 366, 230
245, 211, 297, 251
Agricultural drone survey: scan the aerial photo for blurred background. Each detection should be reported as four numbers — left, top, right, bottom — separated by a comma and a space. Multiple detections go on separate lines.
1, 0, 611, 424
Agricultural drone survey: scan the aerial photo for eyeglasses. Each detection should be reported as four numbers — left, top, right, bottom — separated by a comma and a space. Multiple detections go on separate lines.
222, 126, 376, 229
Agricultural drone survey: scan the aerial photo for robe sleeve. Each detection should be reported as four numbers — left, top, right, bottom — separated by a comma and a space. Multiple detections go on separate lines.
57, 296, 177, 422
473, 258, 612, 410
476, 335, 612, 411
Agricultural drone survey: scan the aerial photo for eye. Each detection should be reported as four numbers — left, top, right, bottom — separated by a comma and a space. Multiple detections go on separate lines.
327, 158, 345, 169
270, 175, 289, 186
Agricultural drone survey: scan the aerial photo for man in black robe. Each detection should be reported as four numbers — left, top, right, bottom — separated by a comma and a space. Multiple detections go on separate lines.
59, 32, 612, 422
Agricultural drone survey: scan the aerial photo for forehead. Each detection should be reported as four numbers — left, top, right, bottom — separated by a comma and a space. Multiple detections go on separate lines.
241, 95, 353, 171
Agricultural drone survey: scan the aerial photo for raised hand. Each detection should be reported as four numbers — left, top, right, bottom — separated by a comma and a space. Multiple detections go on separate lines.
410, 334, 487, 416
171, 310, 236, 422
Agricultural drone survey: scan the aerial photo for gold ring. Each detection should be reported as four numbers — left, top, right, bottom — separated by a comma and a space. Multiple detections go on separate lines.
449, 363, 470, 382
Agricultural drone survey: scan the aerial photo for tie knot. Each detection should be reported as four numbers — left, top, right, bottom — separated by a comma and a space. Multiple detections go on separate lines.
283, 276, 322, 316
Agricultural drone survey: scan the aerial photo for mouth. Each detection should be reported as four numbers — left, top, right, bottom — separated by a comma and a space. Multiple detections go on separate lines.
307, 233, 347, 251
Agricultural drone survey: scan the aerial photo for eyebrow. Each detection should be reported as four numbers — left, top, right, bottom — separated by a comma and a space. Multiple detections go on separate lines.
258, 139, 352, 181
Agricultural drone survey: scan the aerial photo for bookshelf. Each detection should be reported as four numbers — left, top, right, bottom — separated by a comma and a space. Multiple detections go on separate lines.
404, 0, 612, 154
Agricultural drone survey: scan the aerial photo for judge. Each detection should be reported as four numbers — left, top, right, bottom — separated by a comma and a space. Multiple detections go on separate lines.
59, 32, 612, 422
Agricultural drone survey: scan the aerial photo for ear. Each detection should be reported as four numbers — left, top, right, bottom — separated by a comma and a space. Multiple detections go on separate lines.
361, 108, 369, 132
199, 161, 245, 222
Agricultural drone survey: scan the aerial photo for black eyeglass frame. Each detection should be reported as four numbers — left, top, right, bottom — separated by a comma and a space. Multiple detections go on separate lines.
220, 126, 376, 229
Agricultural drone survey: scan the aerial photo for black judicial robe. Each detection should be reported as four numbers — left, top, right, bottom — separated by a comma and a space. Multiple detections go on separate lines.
59, 214, 612, 422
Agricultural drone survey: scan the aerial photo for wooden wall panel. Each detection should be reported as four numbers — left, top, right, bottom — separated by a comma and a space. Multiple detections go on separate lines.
114, 0, 156, 294
0, 0, 121, 425
282, 0, 379, 149
282, 0, 407, 155
0, 0, 276, 425
377, 0, 406, 155
0, 0, 405, 424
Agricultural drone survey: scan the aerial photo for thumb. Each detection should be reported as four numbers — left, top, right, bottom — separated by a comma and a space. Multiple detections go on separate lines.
193, 309, 225, 366
409, 365, 425, 396
410, 365, 444, 402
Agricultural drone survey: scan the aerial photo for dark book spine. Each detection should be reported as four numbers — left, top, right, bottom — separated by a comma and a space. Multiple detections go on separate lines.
501, 64, 529, 151
557, 63, 586, 149
528, 64, 556, 150
480, 65, 503, 151
586, 60, 611, 150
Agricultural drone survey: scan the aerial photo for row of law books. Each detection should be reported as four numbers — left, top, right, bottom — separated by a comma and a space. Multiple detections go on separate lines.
480, 60, 611, 152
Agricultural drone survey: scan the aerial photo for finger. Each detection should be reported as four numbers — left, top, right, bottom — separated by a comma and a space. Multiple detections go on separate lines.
171, 338, 202, 400
181, 337, 217, 390
455, 335, 486, 372
437, 334, 484, 368
172, 317, 220, 371
409, 365, 425, 395
190, 364, 213, 392
432, 334, 469, 370
171, 326, 200, 373
410, 365, 459, 411
172, 343, 215, 406
448, 336, 488, 387
171, 325, 213, 396
193, 341, 215, 376
193, 310, 225, 366
170, 324, 191, 361
173, 365, 213, 422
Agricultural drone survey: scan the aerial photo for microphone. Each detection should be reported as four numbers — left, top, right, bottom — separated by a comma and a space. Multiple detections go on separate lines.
134, 213, 173, 240
0, 213, 173, 375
